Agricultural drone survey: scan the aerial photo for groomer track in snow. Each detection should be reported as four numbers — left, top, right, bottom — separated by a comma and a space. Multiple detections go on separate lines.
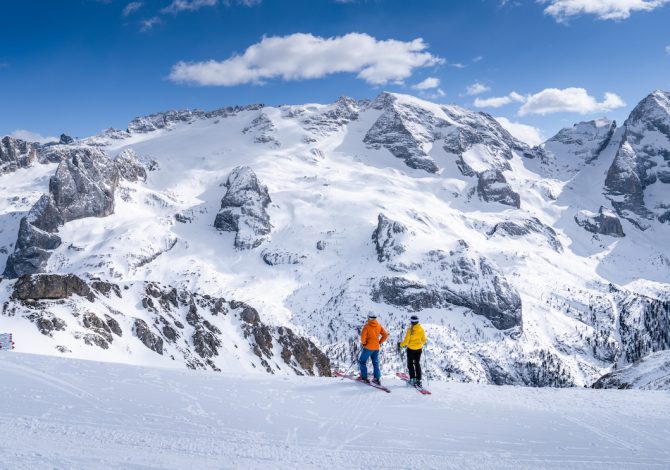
1, 353, 669, 469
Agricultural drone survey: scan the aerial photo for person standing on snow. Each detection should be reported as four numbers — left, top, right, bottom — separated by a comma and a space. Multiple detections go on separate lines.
358, 312, 388, 385
399, 315, 427, 387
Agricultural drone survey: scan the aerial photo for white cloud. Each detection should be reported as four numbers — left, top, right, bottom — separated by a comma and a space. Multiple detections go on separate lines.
140, 16, 161, 31
495, 117, 545, 146
472, 56, 483, 63
162, 0, 218, 14
450, 63, 466, 69
474, 91, 526, 108
666, 44, 670, 54
541, 0, 669, 21
412, 77, 440, 90
161, 0, 259, 14
9, 130, 58, 144
518, 87, 625, 116
123, 1, 143, 16
466, 82, 491, 96
169, 33, 443, 86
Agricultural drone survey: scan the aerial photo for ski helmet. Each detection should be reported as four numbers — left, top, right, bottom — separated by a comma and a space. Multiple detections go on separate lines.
410, 315, 419, 324
367, 312, 377, 320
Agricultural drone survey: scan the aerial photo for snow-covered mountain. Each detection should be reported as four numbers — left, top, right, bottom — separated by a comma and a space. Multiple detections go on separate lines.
1, 90, 669, 387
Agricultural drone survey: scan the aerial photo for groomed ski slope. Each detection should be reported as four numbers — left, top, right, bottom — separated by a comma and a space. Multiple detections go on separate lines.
1, 353, 669, 469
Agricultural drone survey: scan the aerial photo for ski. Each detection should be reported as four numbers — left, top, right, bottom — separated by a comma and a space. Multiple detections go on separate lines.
334, 371, 391, 393
396, 372, 431, 395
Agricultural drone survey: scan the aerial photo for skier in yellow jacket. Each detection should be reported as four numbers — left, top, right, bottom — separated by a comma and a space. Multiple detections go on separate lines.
399, 315, 427, 387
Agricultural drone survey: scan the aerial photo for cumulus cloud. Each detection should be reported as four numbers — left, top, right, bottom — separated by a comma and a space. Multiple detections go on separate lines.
9, 130, 58, 144
123, 1, 143, 16
169, 33, 443, 86
495, 117, 545, 146
518, 87, 625, 116
474, 91, 525, 108
466, 82, 491, 96
412, 77, 440, 90
540, 0, 669, 21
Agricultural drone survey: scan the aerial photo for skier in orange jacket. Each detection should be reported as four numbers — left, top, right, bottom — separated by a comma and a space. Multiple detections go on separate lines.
358, 312, 388, 385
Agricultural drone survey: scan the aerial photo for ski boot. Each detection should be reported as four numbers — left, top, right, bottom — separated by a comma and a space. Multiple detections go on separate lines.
372, 377, 381, 386
358, 376, 370, 384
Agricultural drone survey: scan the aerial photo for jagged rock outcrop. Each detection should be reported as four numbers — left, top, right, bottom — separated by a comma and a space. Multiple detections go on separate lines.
261, 249, 306, 266
12, 273, 93, 301
364, 93, 439, 173
3, 148, 119, 278
476, 169, 521, 208
237, 302, 331, 375
127, 109, 206, 133
242, 113, 279, 146
3, 275, 331, 376
487, 217, 562, 252
605, 91, 670, 227
214, 166, 272, 249
539, 119, 616, 179
4, 196, 63, 277
50, 147, 119, 222
298, 96, 360, 137
372, 213, 408, 262
115, 148, 147, 182
59, 134, 74, 145
373, 241, 522, 330
575, 207, 625, 237
0, 136, 39, 174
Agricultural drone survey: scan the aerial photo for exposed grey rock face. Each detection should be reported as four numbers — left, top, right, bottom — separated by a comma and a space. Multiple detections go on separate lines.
487, 217, 563, 252
261, 249, 306, 266
4, 196, 63, 277
605, 91, 670, 227
242, 113, 279, 146
539, 119, 616, 179
575, 207, 625, 237
0, 136, 39, 174
59, 134, 74, 145
12, 273, 93, 301
299, 96, 360, 136
372, 213, 408, 262
214, 166, 272, 249
115, 148, 147, 182
3, 148, 119, 278
364, 95, 439, 173
133, 318, 164, 355
373, 241, 522, 330
237, 301, 331, 375
127, 109, 205, 133
476, 169, 521, 208
50, 147, 119, 222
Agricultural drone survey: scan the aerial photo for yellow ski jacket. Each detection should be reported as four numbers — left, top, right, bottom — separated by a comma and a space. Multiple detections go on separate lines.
400, 323, 426, 350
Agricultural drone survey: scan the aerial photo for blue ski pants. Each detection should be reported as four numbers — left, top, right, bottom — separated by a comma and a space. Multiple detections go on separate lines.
359, 347, 381, 380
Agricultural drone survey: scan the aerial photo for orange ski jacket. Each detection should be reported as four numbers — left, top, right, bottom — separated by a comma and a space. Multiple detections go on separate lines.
361, 319, 388, 351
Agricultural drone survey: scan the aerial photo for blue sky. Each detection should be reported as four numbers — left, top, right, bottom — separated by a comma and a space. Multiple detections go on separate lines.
1, 0, 669, 144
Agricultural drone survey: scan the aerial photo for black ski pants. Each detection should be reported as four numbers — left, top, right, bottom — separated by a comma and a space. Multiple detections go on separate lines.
406, 347, 422, 381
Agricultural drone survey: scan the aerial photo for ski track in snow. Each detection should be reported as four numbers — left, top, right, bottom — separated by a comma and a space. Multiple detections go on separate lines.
0, 353, 669, 469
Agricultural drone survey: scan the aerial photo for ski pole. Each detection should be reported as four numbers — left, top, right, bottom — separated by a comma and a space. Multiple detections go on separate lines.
342, 345, 359, 377
423, 344, 429, 387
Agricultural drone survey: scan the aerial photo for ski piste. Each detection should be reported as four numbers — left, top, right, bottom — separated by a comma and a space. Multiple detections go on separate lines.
396, 372, 431, 395
334, 371, 391, 393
